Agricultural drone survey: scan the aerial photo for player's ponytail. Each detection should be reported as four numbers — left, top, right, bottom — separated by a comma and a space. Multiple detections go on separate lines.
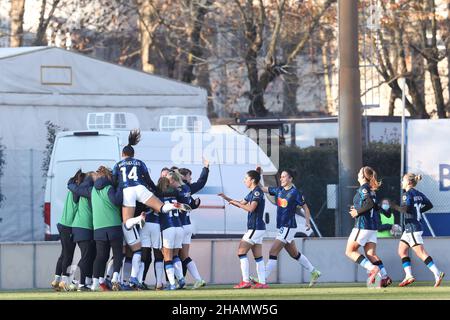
362, 166, 381, 191
122, 129, 141, 157
247, 170, 261, 185
404, 173, 422, 187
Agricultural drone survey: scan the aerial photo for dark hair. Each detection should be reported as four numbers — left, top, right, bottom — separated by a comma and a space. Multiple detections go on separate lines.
72, 169, 86, 185
161, 167, 170, 173
246, 170, 261, 185
96, 166, 112, 181
282, 169, 296, 180
179, 168, 192, 177
170, 166, 179, 171
122, 129, 141, 157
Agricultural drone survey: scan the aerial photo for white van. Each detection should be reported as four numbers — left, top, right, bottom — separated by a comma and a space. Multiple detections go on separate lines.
44, 117, 314, 240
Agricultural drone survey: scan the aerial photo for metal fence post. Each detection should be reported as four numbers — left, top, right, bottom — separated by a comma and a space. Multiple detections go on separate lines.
30, 149, 35, 241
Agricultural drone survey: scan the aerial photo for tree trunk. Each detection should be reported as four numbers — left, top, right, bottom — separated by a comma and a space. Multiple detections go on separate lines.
426, 59, 446, 118
388, 90, 396, 116
182, 0, 213, 83
137, 0, 156, 73
196, 62, 216, 118
9, 0, 26, 47
282, 72, 299, 116
33, 0, 60, 46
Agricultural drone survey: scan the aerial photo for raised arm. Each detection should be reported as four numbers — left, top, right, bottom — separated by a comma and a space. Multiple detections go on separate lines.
190, 160, 210, 194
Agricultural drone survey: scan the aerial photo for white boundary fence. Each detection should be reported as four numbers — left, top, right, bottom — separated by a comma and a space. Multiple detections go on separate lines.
1, 237, 450, 289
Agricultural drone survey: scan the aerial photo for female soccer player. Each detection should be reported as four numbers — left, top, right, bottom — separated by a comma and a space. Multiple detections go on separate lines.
112, 130, 189, 289
218, 170, 268, 289
168, 168, 207, 289
156, 176, 187, 290
51, 169, 84, 291
67, 171, 97, 291
260, 169, 321, 287
345, 166, 392, 287
90, 166, 124, 292
392, 173, 445, 287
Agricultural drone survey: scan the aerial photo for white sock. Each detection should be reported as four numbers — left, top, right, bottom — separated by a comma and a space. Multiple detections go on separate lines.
161, 203, 176, 213
404, 265, 413, 277
378, 263, 388, 278
173, 257, 184, 280
54, 275, 61, 282
122, 260, 132, 282
112, 272, 119, 283
61, 275, 69, 283
138, 262, 145, 283
106, 259, 114, 278
165, 263, 176, 285
85, 277, 92, 286
92, 278, 99, 289
187, 260, 202, 281
131, 252, 142, 278
239, 255, 250, 282
426, 261, 440, 279
125, 217, 141, 229
265, 258, 277, 279
155, 261, 164, 286
359, 258, 375, 271
297, 253, 314, 273
99, 277, 105, 284
255, 257, 266, 284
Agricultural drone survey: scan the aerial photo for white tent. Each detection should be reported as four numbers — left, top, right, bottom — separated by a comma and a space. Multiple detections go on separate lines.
0, 46, 207, 241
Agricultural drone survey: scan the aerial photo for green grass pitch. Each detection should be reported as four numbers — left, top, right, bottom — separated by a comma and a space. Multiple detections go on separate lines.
0, 282, 449, 300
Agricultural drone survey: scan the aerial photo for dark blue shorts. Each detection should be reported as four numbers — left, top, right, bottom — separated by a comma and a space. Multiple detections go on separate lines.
94, 226, 123, 242
72, 227, 94, 242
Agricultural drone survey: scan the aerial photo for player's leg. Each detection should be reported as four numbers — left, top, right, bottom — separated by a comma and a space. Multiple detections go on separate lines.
412, 242, 445, 287
234, 239, 253, 288
398, 239, 415, 286
92, 240, 110, 291
110, 237, 124, 290
345, 230, 378, 283
140, 223, 152, 289
85, 240, 96, 288
364, 241, 391, 287
250, 244, 268, 288
172, 228, 186, 288
265, 239, 285, 280
153, 248, 165, 290
180, 225, 204, 288
162, 228, 177, 290
284, 240, 321, 287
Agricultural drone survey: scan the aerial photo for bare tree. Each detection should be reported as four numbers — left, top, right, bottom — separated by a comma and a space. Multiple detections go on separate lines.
33, 0, 61, 45
9, 0, 26, 47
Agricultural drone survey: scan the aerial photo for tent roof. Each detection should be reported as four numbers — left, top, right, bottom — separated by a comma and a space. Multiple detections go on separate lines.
0, 47, 207, 109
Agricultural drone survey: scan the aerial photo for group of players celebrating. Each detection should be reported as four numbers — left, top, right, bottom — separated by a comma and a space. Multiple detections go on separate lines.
50, 130, 444, 292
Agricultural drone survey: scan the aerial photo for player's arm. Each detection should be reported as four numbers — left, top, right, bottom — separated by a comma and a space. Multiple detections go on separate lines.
218, 193, 234, 203
300, 204, 311, 229
68, 176, 93, 198
141, 162, 157, 192
112, 164, 119, 186
421, 195, 433, 213
230, 200, 256, 211
190, 159, 210, 194
108, 184, 123, 206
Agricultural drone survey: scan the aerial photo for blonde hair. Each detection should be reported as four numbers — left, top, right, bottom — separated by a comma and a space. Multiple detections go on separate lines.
167, 170, 185, 186
361, 166, 381, 191
404, 173, 422, 187
157, 177, 171, 192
